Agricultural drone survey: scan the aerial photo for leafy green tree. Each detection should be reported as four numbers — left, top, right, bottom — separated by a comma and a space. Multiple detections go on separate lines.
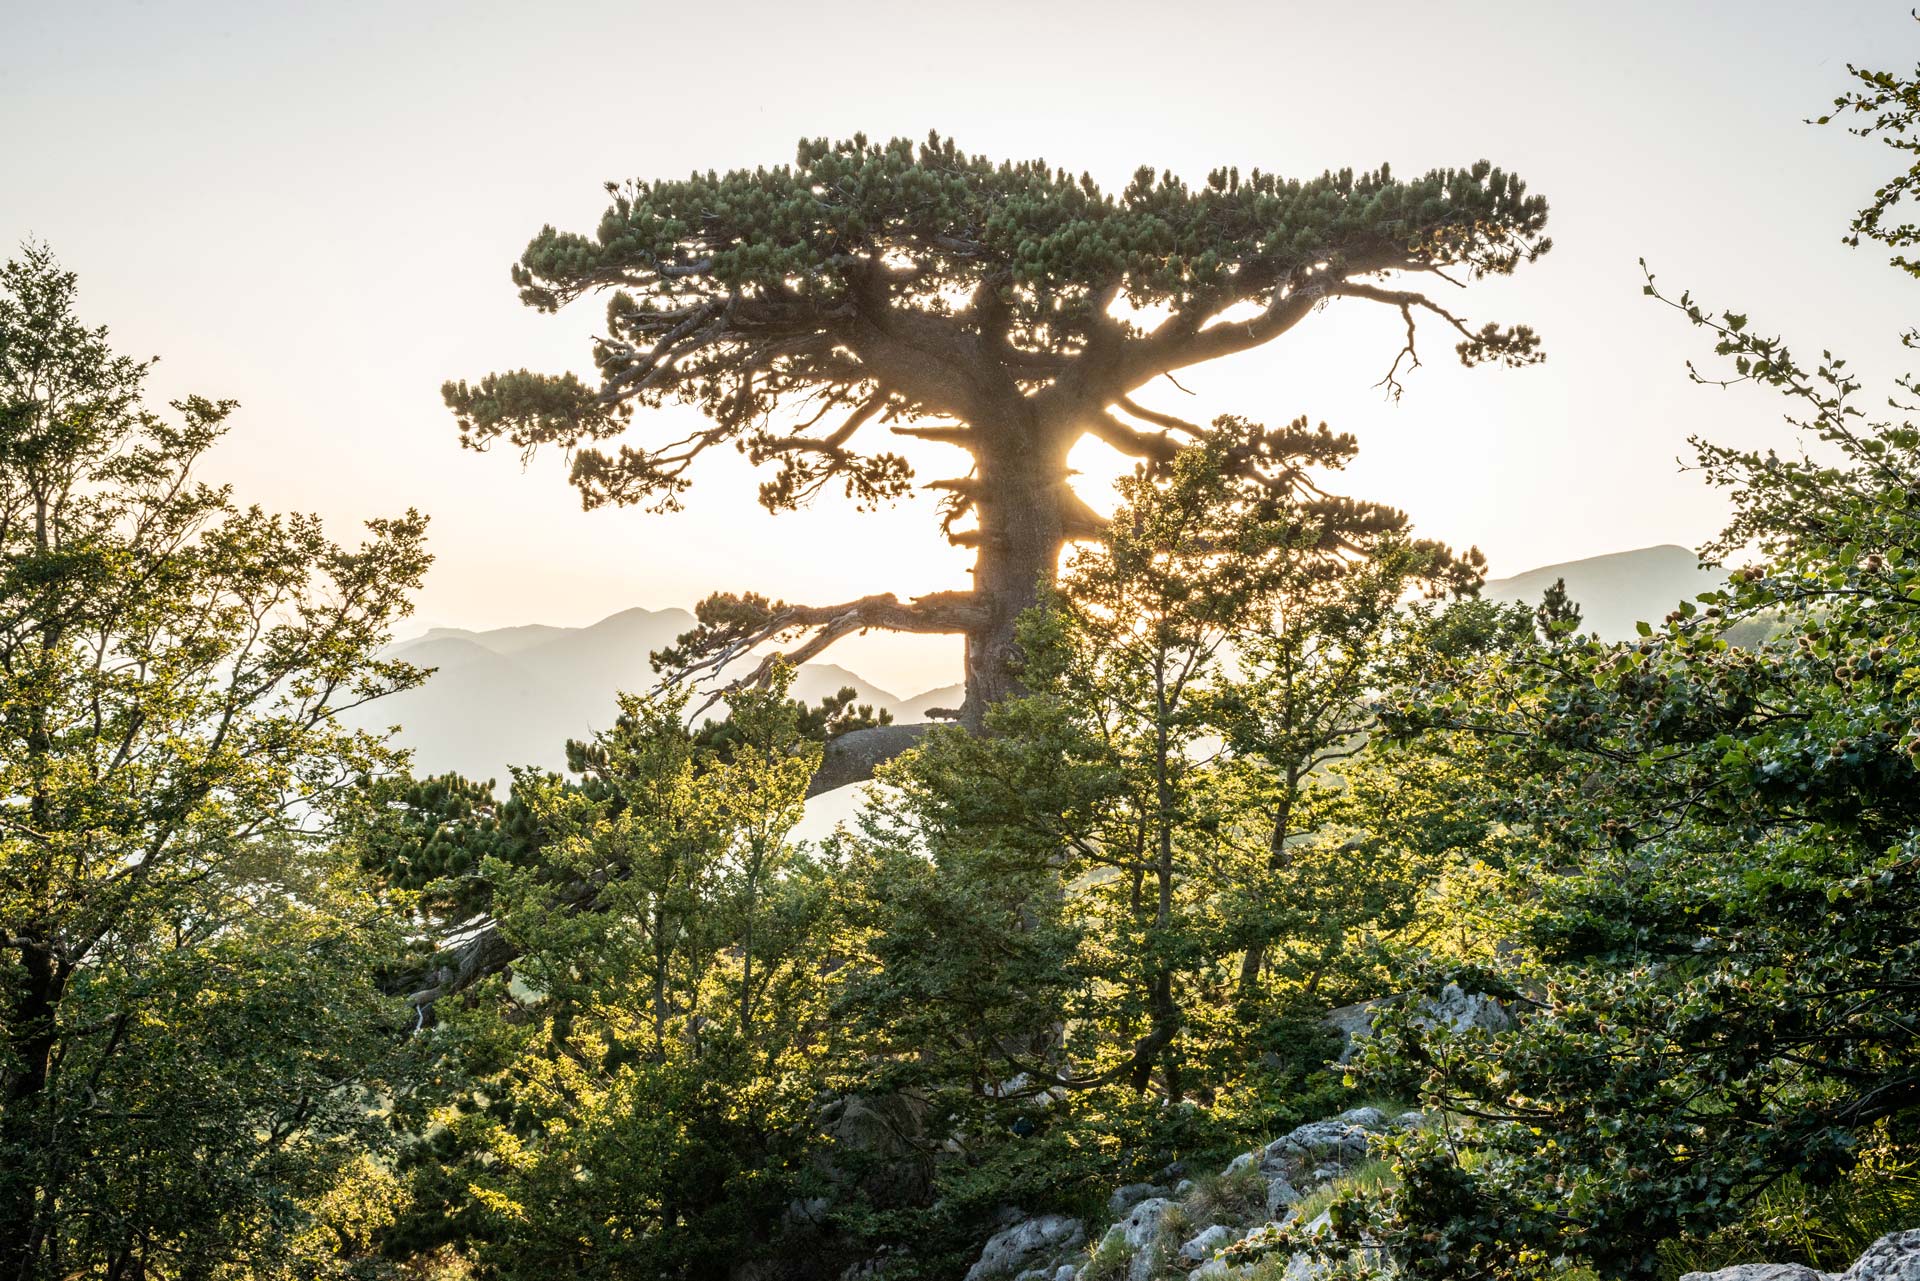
1208, 509, 1483, 1002
447, 133, 1549, 723
384, 673, 843, 1279
374, 683, 894, 1009
839, 426, 1476, 1154
1310, 63, 1920, 1279
0, 244, 430, 1278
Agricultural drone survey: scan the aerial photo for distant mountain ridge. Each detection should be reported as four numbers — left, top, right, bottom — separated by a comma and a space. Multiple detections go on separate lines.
345, 606, 940, 783
1482, 544, 1722, 640
357, 545, 1721, 785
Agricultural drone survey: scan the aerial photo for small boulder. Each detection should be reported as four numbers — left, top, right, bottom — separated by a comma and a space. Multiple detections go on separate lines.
1106, 1197, 1178, 1281
1326, 983, 1514, 1064
1181, 1223, 1235, 1262
1265, 1175, 1300, 1217
1265, 1118, 1371, 1167
964, 1214, 1086, 1281
1108, 1182, 1169, 1216
1843, 1229, 1920, 1281
1680, 1227, 1920, 1281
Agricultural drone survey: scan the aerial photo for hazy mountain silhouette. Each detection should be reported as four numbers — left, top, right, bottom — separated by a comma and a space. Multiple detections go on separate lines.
349, 606, 929, 783
1482, 544, 1721, 640
359, 546, 1719, 786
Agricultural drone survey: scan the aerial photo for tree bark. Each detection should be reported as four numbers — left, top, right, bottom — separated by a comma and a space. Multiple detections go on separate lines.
958, 417, 1074, 727
1, 940, 61, 1281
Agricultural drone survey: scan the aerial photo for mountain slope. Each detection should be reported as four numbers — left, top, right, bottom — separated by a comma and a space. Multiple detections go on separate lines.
348, 607, 925, 782
358, 545, 1722, 789
1483, 544, 1722, 640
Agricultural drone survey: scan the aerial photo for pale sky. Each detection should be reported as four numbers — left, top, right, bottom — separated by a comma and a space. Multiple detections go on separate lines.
5, 0, 1911, 696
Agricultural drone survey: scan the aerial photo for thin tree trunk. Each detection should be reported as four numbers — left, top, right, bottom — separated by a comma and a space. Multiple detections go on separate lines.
1237, 767, 1301, 997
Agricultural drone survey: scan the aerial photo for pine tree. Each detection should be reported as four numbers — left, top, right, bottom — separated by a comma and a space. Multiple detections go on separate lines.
448, 134, 1549, 729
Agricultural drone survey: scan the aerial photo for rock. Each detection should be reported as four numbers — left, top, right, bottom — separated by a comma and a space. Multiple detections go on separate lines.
1423, 982, 1516, 1035
1336, 1106, 1388, 1130
1105, 1197, 1178, 1281
1265, 1118, 1371, 1168
1174, 1178, 1195, 1195
1181, 1223, 1235, 1262
1325, 982, 1515, 1064
1223, 1151, 1257, 1177
964, 1214, 1086, 1281
1264, 1175, 1300, 1217
1681, 1228, 1920, 1281
1392, 1110, 1427, 1129
1844, 1230, 1920, 1280
1107, 1182, 1169, 1215
1012, 1268, 1076, 1281
816, 1093, 933, 1208
784, 1195, 830, 1227
1322, 1001, 1380, 1059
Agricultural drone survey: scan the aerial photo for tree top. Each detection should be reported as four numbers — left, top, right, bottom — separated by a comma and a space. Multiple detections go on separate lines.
446, 132, 1550, 515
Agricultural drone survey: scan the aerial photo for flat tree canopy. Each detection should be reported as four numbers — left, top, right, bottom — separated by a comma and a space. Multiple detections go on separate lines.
447, 133, 1549, 721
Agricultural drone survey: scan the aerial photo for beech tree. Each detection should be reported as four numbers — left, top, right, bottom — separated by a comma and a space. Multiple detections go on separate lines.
446, 133, 1550, 725
0, 244, 429, 1278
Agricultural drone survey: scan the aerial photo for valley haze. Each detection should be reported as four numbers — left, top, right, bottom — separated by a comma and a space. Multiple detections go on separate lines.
358, 544, 1720, 790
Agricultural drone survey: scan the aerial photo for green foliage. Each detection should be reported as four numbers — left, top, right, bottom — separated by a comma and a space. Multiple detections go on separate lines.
381, 673, 847, 1279
816, 426, 1482, 1270
1327, 78, 1920, 1280
1818, 36, 1920, 275
0, 243, 431, 1277
447, 133, 1549, 512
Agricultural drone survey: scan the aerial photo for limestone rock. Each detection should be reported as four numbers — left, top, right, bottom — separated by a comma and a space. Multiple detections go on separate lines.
1325, 982, 1514, 1064
816, 1093, 933, 1208
963, 1214, 1086, 1281
1264, 1175, 1300, 1217
1102, 1197, 1178, 1281
1181, 1223, 1235, 1262
1108, 1182, 1170, 1215
1843, 1230, 1920, 1281
1680, 1229, 1920, 1281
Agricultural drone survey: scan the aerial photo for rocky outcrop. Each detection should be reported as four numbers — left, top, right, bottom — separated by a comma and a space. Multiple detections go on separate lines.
1105, 1196, 1182, 1281
961, 1107, 1404, 1280
1324, 983, 1514, 1065
1680, 1230, 1920, 1281
963, 1214, 1086, 1281
816, 1093, 934, 1208
1846, 1232, 1920, 1281
957, 1092, 1918, 1281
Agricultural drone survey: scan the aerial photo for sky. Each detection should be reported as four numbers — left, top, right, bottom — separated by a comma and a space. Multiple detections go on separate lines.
4, 0, 1913, 697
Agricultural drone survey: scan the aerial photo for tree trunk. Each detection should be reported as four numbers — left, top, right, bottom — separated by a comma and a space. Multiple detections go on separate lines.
1237, 770, 1300, 997
1, 941, 61, 1281
959, 426, 1073, 727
